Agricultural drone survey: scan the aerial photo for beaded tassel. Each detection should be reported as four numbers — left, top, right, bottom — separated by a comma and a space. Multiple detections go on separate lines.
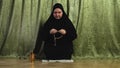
53, 34, 56, 46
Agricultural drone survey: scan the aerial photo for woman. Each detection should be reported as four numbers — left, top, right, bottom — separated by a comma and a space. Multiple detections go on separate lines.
41, 3, 77, 61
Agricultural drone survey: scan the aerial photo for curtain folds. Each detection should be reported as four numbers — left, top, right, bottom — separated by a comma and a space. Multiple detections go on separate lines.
0, 0, 120, 58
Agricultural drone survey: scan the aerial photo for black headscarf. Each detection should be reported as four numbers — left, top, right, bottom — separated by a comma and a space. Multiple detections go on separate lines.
42, 3, 77, 41
48, 3, 66, 20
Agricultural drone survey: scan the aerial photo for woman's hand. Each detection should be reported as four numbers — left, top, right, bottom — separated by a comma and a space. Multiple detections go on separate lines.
50, 28, 58, 34
58, 29, 66, 35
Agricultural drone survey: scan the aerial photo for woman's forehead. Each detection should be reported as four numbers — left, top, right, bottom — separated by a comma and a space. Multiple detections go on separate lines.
54, 8, 63, 11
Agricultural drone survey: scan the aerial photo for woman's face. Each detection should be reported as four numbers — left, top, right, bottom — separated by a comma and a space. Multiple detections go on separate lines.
53, 8, 63, 19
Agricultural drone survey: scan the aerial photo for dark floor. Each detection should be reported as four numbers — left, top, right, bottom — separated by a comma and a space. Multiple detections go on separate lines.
0, 59, 120, 68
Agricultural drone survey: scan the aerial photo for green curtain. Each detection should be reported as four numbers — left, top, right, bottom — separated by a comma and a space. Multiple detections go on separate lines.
0, 0, 120, 58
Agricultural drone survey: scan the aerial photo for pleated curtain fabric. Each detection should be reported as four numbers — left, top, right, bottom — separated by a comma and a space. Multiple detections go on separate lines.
0, 0, 120, 58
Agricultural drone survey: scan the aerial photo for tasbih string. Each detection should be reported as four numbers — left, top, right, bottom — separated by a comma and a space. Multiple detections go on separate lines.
53, 34, 63, 46
54, 34, 56, 46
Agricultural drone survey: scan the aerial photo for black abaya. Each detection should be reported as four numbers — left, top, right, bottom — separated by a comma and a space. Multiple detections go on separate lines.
34, 3, 77, 60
